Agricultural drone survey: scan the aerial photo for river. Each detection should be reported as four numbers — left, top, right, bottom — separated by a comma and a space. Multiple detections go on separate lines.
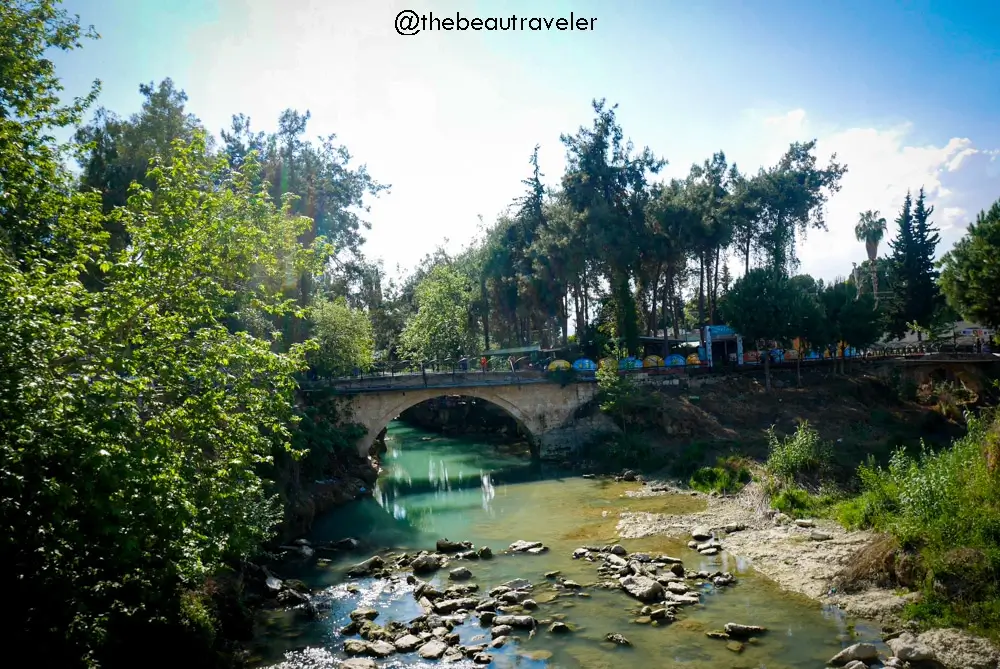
249, 421, 885, 668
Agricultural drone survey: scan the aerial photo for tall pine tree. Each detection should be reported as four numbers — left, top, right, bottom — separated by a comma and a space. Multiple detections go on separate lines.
885, 188, 942, 340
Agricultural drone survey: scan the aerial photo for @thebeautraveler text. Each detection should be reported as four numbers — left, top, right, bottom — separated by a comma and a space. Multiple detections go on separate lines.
395, 11, 597, 36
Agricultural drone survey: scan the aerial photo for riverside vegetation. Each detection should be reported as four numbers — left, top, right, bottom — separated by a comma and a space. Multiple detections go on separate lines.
5, 1, 1000, 668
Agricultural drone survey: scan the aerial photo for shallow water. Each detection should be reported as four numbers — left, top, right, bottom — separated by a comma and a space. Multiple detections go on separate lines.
251, 421, 887, 668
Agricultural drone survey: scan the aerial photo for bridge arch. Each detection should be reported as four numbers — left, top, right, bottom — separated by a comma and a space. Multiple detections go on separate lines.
353, 387, 545, 457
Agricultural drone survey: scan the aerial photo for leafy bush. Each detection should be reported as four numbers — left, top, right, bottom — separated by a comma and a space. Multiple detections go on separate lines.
765, 421, 834, 482
690, 456, 752, 494
771, 486, 841, 517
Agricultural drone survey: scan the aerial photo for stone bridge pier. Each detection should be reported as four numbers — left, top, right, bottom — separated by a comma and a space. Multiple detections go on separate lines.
344, 381, 609, 460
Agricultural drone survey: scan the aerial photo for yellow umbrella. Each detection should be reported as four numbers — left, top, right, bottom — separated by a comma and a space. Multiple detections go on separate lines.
643, 355, 664, 367
547, 359, 572, 371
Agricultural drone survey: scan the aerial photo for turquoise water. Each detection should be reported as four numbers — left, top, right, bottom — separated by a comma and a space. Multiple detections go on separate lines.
251, 421, 888, 668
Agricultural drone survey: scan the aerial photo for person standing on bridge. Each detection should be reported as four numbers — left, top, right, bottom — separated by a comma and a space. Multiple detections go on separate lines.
480, 356, 487, 373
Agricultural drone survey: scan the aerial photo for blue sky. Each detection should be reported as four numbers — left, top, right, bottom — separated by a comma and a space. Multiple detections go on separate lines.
54, 0, 1000, 284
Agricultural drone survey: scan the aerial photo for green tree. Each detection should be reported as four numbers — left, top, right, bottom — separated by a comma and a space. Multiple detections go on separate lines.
939, 199, 1000, 328
0, 0, 99, 260
719, 269, 810, 391
399, 264, 481, 363
854, 209, 888, 306
3, 129, 315, 664
754, 141, 848, 275
309, 296, 375, 376
886, 188, 943, 339
820, 281, 882, 372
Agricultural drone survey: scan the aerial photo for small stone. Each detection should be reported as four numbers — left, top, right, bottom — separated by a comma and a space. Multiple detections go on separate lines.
699, 547, 719, 556
544, 570, 561, 578
810, 530, 833, 541
687, 540, 698, 548
489, 636, 507, 648
726, 641, 745, 653
476, 545, 493, 559
522, 599, 538, 610
549, 621, 571, 634
634, 616, 651, 624
449, 567, 473, 580
473, 653, 493, 664
610, 544, 628, 556
844, 662, 868, 669
561, 579, 582, 589
605, 632, 631, 646
794, 518, 816, 528
706, 630, 729, 639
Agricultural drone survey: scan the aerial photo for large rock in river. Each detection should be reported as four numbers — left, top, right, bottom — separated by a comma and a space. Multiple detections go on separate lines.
411, 554, 445, 574
508, 540, 544, 552
493, 615, 536, 629
619, 574, 665, 602
436, 538, 473, 553
417, 639, 449, 659
346, 555, 385, 577
829, 643, 878, 665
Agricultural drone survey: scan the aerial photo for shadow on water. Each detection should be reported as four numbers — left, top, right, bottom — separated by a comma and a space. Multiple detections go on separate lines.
252, 420, 891, 669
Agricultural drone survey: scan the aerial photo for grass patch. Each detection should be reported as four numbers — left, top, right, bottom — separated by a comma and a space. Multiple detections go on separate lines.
770, 486, 841, 518
689, 456, 752, 494
831, 408, 1000, 639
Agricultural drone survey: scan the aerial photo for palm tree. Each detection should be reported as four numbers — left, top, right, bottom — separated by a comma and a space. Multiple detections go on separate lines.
855, 210, 888, 307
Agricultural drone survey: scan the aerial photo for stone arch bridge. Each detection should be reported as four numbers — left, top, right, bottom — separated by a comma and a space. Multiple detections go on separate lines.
309, 372, 606, 460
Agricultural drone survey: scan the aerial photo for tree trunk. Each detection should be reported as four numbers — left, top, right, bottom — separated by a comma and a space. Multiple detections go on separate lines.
744, 235, 752, 275
711, 249, 721, 324
662, 274, 670, 358
698, 252, 706, 333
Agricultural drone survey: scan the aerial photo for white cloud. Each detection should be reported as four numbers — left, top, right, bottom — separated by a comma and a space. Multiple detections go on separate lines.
940, 207, 967, 231
720, 110, 996, 282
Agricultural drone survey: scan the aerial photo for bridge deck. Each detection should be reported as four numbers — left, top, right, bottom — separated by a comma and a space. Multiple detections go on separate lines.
303, 354, 998, 394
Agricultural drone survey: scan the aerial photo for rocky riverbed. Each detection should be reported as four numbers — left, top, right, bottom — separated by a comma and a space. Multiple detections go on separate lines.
256, 534, 773, 668
617, 480, 1000, 669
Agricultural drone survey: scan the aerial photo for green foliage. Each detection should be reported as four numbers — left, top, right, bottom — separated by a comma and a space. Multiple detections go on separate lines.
690, 456, 752, 494
939, 198, 1000, 329
309, 296, 375, 376
885, 189, 944, 339
765, 421, 834, 482
399, 264, 482, 361
771, 487, 842, 518
819, 281, 883, 350
836, 411, 1000, 636
1, 117, 311, 663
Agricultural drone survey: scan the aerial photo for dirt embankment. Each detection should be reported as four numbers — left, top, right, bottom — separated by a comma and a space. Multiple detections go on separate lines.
616, 484, 1000, 669
631, 370, 970, 471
